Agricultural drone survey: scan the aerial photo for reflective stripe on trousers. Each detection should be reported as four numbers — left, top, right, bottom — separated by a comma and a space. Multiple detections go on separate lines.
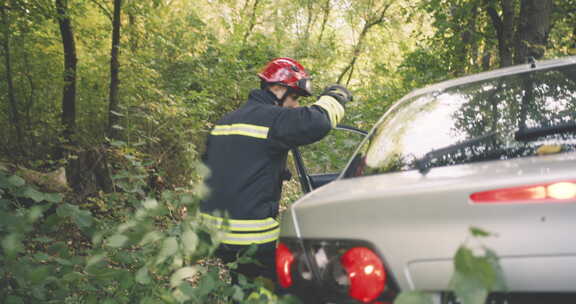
200, 212, 279, 245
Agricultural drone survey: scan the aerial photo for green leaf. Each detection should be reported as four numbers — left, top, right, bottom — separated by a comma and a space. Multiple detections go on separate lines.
75, 210, 94, 228
109, 140, 126, 147
179, 194, 195, 205
485, 248, 507, 291
92, 232, 104, 245
136, 266, 152, 285
196, 271, 217, 297
54, 257, 74, 266
170, 266, 198, 287
140, 297, 157, 304
31, 285, 47, 300
32, 236, 54, 243
43, 193, 63, 203
140, 231, 163, 246
2, 233, 23, 259
450, 245, 504, 304
118, 220, 137, 233
29, 265, 51, 284
182, 229, 198, 254
62, 271, 84, 282
22, 186, 45, 202
174, 283, 195, 303
86, 295, 99, 304
156, 237, 178, 264
5, 295, 25, 304
28, 206, 45, 222
7, 175, 25, 187
86, 254, 106, 270
142, 197, 159, 210
106, 234, 129, 248
449, 270, 488, 304
120, 270, 135, 289
33, 252, 51, 261
454, 246, 476, 274
469, 226, 492, 238
56, 204, 76, 217
232, 286, 245, 302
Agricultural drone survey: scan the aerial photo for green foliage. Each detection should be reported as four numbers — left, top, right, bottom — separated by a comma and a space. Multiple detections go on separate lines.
415, 0, 575, 76
1, 160, 300, 303
394, 227, 505, 304
446, 228, 506, 304
398, 48, 451, 90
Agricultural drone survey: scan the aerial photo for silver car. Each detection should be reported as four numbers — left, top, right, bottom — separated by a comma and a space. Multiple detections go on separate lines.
277, 56, 576, 303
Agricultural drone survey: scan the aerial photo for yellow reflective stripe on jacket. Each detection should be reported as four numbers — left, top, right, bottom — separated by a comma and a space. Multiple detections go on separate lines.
222, 228, 280, 245
200, 213, 280, 245
211, 123, 269, 139
314, 96, 345, 127
200, 213, 278, 232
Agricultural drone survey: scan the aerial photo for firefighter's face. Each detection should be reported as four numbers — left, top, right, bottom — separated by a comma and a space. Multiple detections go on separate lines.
282, 94, 300, 108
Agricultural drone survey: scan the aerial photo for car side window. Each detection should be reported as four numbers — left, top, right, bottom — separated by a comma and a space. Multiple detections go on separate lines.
343, 64, 576, 179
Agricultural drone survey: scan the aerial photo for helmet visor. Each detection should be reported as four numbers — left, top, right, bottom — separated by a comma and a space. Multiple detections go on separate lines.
297, 78, 312, 96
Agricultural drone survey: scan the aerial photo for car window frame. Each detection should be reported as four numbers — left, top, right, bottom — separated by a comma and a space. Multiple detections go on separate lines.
291, 125, 367, 193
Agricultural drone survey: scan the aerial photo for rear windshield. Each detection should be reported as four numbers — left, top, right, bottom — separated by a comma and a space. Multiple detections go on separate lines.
344, 63, 576, 178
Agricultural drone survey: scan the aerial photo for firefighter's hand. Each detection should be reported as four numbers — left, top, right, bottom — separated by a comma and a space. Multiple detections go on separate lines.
320, 84, 353, 106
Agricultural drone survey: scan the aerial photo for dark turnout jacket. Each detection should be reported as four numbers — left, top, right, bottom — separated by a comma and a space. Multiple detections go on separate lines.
200, 89, 344, 246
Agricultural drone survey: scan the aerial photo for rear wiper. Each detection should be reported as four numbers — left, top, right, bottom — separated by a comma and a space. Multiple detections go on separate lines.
515, 122, 576, 142
415, 132, 497, 175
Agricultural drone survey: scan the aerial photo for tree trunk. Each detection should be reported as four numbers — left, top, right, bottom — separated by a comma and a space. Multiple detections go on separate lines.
108, 0, 122, 140
572, 26, 576, 50
485, 0, 515, 67
500, 0, 515, 67
337, 1, 394, 84
317, 0, 331, 43
55, 0, 77, 144
128, 12, 138, 53
303, 0, 318, 48
242, 0, 260, 45
514, 0, 553, 63
1, 5, 24, 148
469, 2, 480, 70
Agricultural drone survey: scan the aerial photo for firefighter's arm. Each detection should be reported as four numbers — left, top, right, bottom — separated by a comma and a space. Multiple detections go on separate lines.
269, 86, 351, 147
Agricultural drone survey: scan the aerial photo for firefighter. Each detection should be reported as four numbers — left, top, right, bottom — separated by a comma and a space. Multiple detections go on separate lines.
200, 57, 352, 286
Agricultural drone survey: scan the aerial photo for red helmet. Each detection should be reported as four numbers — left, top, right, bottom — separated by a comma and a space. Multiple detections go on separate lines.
258, 58, 312, 96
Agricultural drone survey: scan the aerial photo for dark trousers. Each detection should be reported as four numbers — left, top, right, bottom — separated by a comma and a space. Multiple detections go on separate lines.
215, 244, 277, 285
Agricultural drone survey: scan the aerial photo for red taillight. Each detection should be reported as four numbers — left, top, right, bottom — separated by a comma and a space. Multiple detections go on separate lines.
276, 242, 295, 288
470, 181, 576, 204
340, 247, 387, 303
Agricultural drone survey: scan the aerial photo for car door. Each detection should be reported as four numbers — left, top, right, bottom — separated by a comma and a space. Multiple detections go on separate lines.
291, 125, 367, 193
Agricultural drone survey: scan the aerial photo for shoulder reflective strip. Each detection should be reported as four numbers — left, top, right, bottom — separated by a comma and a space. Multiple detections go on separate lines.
221, 228, 280, 245
200, 213, 279, 232
211, 123, 269, 139
314, 96, 345, 128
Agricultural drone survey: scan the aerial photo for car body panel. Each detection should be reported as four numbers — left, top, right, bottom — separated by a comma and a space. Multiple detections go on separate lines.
408, 255, 576, 292
286, 152, 576, 291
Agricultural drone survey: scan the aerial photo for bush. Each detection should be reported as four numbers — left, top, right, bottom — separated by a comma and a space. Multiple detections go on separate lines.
0, 161, 299, 303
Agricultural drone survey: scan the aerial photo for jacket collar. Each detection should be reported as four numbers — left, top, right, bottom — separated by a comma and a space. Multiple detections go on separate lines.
248, 89, 280, 106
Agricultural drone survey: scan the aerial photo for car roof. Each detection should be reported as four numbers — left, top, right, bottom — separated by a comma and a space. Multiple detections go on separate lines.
400, 56, 576, 103
338, 55, 576, 180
